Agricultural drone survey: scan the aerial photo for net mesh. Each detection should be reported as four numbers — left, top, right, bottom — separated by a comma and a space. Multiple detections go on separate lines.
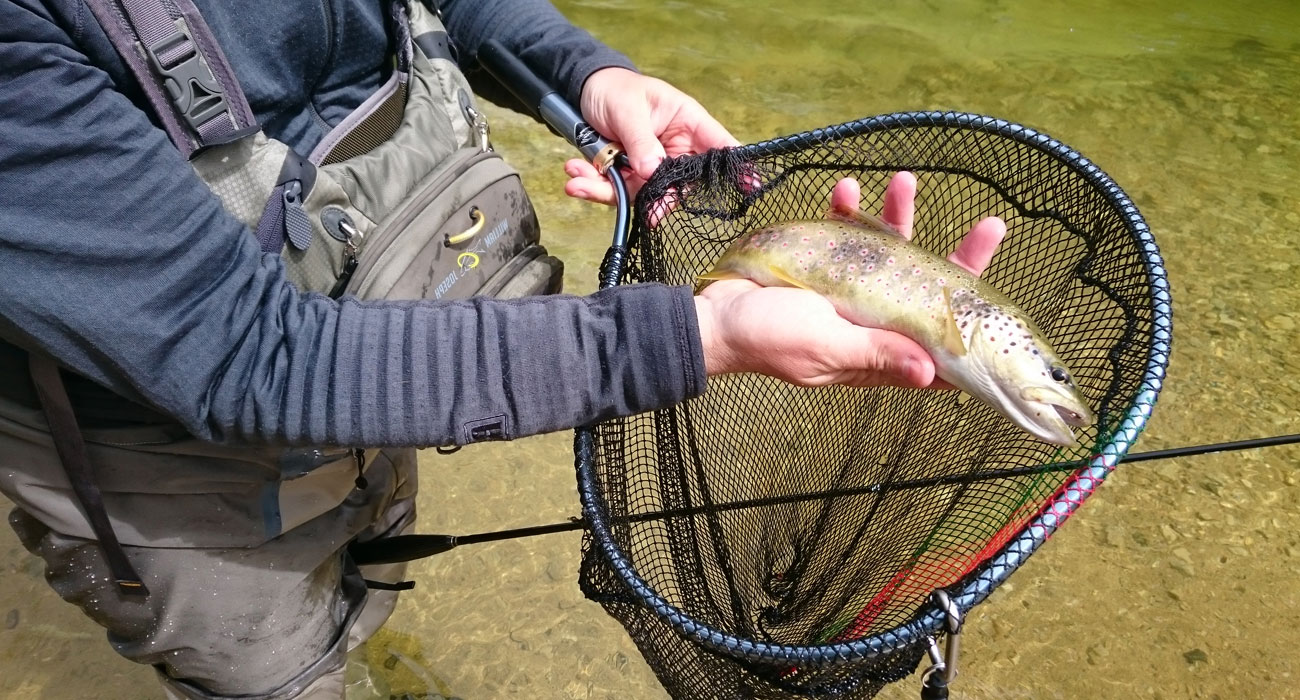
576, 112, 1170, 700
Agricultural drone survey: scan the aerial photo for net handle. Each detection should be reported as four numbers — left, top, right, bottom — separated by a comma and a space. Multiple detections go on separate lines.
574, 110, 1172, 667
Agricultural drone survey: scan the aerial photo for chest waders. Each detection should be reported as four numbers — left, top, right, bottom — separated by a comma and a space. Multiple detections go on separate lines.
28, 0, 563, 594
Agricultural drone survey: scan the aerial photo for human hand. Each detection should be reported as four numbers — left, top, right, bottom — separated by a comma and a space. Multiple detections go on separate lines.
694, 172, 1007, 389
563, 67, 739, 205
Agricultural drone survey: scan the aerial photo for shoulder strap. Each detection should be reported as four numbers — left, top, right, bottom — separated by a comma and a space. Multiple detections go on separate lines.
84, 0, 257, 158
27, 353, 149, 596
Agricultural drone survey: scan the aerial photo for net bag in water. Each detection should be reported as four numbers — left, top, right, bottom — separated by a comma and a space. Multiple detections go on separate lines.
574, 112, 1171, 699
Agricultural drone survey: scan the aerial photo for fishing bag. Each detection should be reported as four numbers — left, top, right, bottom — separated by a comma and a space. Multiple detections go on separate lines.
85, 0, 562, 303
576, 112, 1171, 699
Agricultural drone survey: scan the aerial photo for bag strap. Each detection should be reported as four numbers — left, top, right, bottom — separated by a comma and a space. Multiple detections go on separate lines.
84, 0, 257, 158
27, 354, 149, 596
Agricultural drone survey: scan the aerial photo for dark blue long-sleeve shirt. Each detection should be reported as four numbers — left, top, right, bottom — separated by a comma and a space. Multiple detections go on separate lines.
0, 0, 707, 447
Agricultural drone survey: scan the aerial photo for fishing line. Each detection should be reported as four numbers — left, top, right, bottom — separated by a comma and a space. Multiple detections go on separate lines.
350, 432, 1300, 565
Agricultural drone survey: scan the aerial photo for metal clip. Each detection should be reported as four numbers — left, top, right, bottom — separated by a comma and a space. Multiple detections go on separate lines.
328, 220, 363, 299
919, 591, 964, 700
141, 19, 232, 134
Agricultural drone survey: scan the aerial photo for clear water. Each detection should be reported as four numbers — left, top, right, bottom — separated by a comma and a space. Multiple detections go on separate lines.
2, 0, 1299, 698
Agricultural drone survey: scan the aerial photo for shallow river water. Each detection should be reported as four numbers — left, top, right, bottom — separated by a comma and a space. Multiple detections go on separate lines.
2, 0, 1298, 698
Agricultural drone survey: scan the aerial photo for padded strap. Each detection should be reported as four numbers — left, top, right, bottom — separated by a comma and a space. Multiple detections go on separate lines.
27, 354, 149, 595
84, 0, 256, 158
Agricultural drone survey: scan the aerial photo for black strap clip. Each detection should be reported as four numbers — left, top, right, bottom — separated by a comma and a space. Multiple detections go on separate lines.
141, 18, 232, 134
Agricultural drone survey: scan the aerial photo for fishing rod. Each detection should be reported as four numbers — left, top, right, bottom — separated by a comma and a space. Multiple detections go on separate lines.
350, 432, 1300, 565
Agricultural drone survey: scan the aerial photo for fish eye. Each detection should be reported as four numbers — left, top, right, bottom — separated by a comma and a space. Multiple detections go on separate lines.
1050, 367, 1070, 383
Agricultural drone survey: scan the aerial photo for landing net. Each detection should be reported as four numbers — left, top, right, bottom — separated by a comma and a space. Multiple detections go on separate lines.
575, 112, 1171, 699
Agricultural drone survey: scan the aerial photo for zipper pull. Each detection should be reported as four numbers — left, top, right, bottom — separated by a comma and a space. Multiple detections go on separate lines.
459, 90, 491, 152
328, 219, 363, 299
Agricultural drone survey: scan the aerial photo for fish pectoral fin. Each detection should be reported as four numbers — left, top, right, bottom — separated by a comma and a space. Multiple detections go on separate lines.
695, 267, 747, 292
824, 207, 902, 236
697, 268, 747, 282
941, 287, 967, 356
765, 264, 812, 290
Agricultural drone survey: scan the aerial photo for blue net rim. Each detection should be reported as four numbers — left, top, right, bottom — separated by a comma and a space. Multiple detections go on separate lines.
575, 110, 1173, 669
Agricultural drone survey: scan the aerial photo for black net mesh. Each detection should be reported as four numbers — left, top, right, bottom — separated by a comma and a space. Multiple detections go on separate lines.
576, 112, 1170, 700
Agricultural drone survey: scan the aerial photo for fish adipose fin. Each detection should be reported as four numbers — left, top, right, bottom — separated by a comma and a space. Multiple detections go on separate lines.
765, 264, 812, 290
941, 287, 967, 356
824, 207, 901, 236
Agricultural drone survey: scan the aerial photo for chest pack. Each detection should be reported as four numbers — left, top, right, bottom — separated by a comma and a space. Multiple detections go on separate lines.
84, 0, 563, 303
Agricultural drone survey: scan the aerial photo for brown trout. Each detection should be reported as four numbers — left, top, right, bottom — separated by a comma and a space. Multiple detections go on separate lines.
697, 208, 1095, 446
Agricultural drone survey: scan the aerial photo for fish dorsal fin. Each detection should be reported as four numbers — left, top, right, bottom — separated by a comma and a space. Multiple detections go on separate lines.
824, 207, 901, 236
766, 264, 811, 290
941, 287, 967, 356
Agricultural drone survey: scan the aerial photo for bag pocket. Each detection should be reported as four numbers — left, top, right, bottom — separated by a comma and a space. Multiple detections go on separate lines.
345, 147, 552, 301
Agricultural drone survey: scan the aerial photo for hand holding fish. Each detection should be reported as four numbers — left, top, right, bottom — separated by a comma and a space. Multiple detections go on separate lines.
694, 173, 992, 389
695, 172, 1095, 445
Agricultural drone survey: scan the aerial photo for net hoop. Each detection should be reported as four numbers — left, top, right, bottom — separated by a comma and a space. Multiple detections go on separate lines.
575, 110, 1172, 669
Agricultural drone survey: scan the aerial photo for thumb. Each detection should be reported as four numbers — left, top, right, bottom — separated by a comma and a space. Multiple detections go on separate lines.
612, 101, 667, 180
840, 327, 936, 388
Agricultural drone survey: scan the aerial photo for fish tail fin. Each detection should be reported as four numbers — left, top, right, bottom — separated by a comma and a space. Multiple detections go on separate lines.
824, 207, 901, 235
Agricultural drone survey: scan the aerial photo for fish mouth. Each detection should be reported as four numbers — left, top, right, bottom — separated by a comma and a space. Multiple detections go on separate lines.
1053, 404, 1092, 428
1013, 387, 1096, 447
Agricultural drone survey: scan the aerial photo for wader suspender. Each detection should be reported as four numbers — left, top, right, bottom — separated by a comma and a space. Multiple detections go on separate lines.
27, 354, 148, 595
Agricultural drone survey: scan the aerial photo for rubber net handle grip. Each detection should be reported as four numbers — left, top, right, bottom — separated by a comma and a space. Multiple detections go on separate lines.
477, 40, 614, 163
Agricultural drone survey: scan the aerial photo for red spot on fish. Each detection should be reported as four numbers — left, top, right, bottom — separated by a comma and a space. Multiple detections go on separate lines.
912, 269, 921, 275
782, 242, 789, 247
802, 236, 810, 242
984, 324, 990, 329
921, 285, 928, 290
887, 257, 895, 265
860, 249, 870, 256
848, 264, 857, 271
894, 272, 901, 277
828, 241, 836, 248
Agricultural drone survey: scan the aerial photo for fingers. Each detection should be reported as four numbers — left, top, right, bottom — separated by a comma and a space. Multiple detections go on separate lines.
690, 114, 742, 154
947, 216, 1007, 276
881, 171, 916, 239
612, 101, 668, 182
646, 189, 679, 228
831, 326, 936, 389
829, 178, 861, 214
563, 159, 617, 206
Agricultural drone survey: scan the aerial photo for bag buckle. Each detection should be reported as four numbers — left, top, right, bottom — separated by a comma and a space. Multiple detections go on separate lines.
141, 19, 233, 135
